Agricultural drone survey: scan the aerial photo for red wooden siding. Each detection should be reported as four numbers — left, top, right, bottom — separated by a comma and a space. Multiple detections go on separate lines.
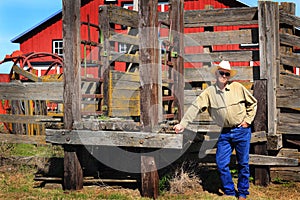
16, 0, 257, 76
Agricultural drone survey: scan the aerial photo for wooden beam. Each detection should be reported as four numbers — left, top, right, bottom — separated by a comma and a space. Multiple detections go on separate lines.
184, 7, 258, 27
185, 29, 253, 46
184, 51, 256, 62
169, 0, 184, 120
280, 33, 300, 48
0, 134, 46, 144
62, 0, 83, 191
0, 114, 61, 124
188, 151, 298, 166
258, 1, 280, 136
46, 129, 183, 149
279, 9, 300, 27
141, 156, 159, 199
0, 82, 63, 101
139, 0, 159, 132
252, 63, 270, 186
280, 52, 300, 68
253, 80, 268, 132
110, 52, 139, 63
249, 154, 298, 166
109, 33, 139, 46
277, 88, 300, 107
280, 73, 300, 89
99, 5, 112, 115
184, 66, 255, 82
12, 65, 42, 82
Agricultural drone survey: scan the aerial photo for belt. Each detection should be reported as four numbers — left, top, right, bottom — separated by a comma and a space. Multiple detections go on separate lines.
222, 125, 239, 133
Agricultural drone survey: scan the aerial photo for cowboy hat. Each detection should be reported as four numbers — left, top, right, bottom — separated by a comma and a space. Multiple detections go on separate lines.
211, 60, 237, 77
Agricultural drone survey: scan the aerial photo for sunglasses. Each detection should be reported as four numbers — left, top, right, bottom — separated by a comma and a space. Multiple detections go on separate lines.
218, 70, 231, 77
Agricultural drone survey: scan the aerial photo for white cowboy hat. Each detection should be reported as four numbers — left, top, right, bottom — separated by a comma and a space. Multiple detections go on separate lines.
211, 60, 237, 77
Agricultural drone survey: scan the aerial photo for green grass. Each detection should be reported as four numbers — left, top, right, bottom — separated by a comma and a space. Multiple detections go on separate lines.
0, 143, 64, 158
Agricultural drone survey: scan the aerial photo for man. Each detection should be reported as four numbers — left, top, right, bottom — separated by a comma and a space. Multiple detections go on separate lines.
173, 60, 257, 200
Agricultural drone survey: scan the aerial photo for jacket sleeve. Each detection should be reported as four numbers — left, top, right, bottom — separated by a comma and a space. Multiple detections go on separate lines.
243, 86, 257, 125
179, 90, 210, 128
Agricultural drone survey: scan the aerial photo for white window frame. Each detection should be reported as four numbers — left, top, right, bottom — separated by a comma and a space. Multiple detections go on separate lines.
119, 43, 127, 53
52, 40, 63, 56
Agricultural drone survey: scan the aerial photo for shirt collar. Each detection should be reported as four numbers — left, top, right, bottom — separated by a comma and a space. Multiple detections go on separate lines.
215, 82, 231, 92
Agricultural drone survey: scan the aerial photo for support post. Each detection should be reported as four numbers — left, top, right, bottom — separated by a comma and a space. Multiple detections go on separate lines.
141, 156, 159, 199
138, 0, 159, 198
169, 0, 184, 120
258, 1, 281, 149
99, 5, 111, 114
139, 0, 159, 132
253, 80, 270, 186
62, 0, 83, 190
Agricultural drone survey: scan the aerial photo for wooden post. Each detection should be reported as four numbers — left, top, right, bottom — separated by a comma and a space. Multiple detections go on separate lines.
139, 0, 159, 132
99, 5, 111, 114
280, 2, 296, 73
141, 156, 159, 199
62, 0, 83, 190
253, 80, 270, 186
138, 0, 159, 198
169, 0, 184, 120
258, 1, 281, 148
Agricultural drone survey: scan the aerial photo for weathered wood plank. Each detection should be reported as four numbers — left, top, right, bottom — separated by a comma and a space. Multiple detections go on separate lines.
0, 82, 63, 101
46, 129, 183, 149
258, 1, 280, 136
277, 88, 300, 108
106, 5, 139, 27
280, 73, 300, 89
280, 33, 300, 48
62, 0, 83, 191
278, 123, 300, 134
109, 52, 140, 64
170, 0, 185, 120
184, 66, 254, 82
251, 131, 267, 143
141, 156, 159, 199
197, 150, 298, 166
185, 30, 253, 46
184, 51, 255, 63
270, 167, 300, 182
279, 112, 300, 124
279, 10, 300, 27
0, 114, 61, 124
109, 33, 139, 46
250, 154, 298, 166
12, 65, 42, 82
277, 148, 300, 163
139, 0, 160, 132
0, 133, 46, 144
184, 7, 258, 27
280, 52, 300, 68
253, 80, 268, 133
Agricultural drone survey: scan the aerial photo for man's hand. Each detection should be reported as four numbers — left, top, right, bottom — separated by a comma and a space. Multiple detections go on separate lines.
173, 124, 184, 134
238, 121, 249, 128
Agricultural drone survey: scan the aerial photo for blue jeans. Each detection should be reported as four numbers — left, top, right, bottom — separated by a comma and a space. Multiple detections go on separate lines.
216, 126, 251, 198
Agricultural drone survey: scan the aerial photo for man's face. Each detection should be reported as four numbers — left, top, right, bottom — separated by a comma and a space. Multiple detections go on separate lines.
216, 69, 231, 84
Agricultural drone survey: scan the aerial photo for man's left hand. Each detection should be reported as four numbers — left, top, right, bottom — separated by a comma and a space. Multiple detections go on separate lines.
239, 121, 249, 128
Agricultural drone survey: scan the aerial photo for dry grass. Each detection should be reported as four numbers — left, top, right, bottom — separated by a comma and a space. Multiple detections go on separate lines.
0, 163, 300, 200
0, 144, 300, 199
168, 162, 202, 194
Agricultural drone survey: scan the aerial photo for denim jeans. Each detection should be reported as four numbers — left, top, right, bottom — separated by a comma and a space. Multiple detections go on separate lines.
216, 126, 251, 198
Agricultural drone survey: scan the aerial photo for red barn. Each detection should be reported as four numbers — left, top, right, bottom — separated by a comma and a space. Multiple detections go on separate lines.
10, 0, 259, 77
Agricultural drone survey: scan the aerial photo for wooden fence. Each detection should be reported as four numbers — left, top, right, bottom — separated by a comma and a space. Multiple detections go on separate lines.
0, 0, 300, 196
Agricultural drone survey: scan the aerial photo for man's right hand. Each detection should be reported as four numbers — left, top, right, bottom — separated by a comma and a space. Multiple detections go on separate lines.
173, 124, 184, 134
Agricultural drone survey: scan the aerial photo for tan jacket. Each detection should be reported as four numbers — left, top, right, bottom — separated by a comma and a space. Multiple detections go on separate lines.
180, 81, 257, 128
